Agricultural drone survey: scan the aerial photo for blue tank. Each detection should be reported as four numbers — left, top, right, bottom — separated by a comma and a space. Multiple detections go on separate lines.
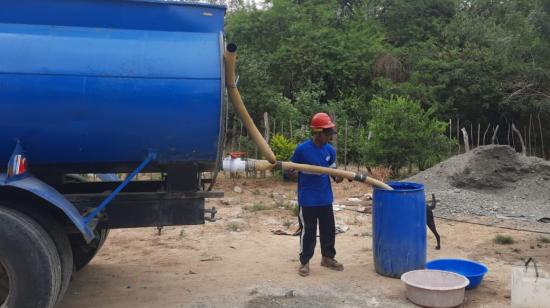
372, 182, 426, 278
0, 0, 226, 173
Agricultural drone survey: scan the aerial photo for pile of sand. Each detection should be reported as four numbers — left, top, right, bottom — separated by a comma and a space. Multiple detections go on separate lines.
407, 145, 550, 221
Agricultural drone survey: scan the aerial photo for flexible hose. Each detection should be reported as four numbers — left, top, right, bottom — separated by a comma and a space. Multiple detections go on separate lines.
249, 159, 392, 190
224, 43, 277, 164
224, 43, 392, 191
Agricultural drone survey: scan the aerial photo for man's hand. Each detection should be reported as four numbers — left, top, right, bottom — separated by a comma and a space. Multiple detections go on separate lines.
286, 169, 298, 181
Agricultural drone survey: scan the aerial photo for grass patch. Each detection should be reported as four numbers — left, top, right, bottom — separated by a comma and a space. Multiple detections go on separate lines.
227, 223, 240, 232
493, 235, 514, 245
281, 202, 299, 216
538, 236, 550, 244
291, 205, 299, 217
179, 228, 186, 238
244, 203, 268, 212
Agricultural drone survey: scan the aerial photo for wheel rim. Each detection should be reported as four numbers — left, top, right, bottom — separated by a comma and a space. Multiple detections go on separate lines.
0, 261, 10, 306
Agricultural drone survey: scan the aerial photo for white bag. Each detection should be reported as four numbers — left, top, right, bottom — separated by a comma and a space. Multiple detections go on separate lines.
511, 258, 550, 308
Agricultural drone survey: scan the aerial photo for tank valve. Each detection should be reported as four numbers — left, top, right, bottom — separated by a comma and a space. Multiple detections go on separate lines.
222, 155, 247, 173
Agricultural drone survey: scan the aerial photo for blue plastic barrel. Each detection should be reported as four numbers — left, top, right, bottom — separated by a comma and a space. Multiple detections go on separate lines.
372, 182, 426, 278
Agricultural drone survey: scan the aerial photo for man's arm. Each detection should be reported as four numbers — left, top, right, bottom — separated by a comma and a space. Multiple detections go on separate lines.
285, 145, 301, 182
329, 146, 344, 183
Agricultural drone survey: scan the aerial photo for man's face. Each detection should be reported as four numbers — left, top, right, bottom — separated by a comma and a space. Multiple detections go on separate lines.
316, 131, 333, 145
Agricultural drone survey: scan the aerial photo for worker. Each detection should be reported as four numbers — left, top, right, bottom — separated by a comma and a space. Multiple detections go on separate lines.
286, 112, 344, 277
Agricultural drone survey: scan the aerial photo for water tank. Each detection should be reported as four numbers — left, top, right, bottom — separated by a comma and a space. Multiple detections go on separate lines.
0, 0, 226, 173
372, 182, 426, 278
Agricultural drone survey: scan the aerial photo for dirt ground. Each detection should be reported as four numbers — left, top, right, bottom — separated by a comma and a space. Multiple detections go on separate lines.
60, 177, 550, 308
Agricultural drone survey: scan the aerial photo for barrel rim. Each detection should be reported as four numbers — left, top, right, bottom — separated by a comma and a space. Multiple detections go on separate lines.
373, 181, 424, 192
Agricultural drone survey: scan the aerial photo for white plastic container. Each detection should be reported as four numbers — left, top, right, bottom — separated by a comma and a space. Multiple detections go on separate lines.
511, 258, 550, 308
401, 270, 469, 308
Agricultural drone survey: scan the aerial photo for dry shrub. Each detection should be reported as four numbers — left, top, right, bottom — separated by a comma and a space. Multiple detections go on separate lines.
372, 54, 409, 82
369, 165, 392, 182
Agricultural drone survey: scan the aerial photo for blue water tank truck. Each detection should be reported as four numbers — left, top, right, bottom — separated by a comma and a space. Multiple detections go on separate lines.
0, 1, 227, 306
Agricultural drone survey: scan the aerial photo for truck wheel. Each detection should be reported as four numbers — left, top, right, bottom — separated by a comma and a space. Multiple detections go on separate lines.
42, 216, 73, 307
70, 228, 110, 272
0, 206, 62, 308
8, 202, 74, 307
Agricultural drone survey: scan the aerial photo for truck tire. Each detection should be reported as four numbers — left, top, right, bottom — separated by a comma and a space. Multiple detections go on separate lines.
39, 215, 73, 307
0, 206, 62, 308
8, 201, 74, 307
70, 228, 110, 272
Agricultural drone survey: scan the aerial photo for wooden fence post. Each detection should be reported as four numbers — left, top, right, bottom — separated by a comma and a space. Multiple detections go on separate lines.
470, 123, 474, 149
449, 119, 452, 155
344, 119, 348, 169
538, 112, 545, 158
523, 126, 529, 154
477, 123, 480, 147
491, 125, 500, 144
483, 123, 491, 145
507, 123, 510, 146
461, 128, 470, 152
528, 114, 533, 156
238, 120, 243, 150
263, 112, 270, 143
330, 112, 337, 159
512, 124, 527, 156
457, 118, 460, 154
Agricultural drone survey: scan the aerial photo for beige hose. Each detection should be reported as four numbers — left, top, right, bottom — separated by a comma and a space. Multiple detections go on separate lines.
224, 43, 392, 191
249, 159, 392, 190
224, 43, 277, 164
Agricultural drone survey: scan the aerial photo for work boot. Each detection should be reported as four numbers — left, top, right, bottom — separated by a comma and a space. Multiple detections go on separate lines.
321, 257, 344, 271
298, 262, 309, 277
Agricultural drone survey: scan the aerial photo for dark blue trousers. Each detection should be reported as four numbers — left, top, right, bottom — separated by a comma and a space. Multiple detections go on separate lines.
298, 205, 336, 265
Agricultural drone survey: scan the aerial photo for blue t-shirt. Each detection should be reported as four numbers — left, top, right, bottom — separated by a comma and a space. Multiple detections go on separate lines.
290, 139, 336, 207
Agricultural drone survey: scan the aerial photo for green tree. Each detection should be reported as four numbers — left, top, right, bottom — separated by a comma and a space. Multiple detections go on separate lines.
365, 96, 450, 174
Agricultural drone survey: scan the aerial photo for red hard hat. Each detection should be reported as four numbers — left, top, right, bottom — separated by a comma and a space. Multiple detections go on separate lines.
310, 112, 335, 131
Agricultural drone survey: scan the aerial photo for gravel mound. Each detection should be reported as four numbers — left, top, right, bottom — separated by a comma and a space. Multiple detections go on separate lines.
407, 145, 550, 221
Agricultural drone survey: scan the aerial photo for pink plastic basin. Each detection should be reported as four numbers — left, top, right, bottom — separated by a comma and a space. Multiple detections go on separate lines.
401, 269, 470, 307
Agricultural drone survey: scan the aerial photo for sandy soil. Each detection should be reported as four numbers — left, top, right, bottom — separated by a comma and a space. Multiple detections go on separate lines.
60, 177, 550, 308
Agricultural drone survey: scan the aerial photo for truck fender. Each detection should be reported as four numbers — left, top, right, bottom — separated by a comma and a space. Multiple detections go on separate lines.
0, 174, 95, 242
